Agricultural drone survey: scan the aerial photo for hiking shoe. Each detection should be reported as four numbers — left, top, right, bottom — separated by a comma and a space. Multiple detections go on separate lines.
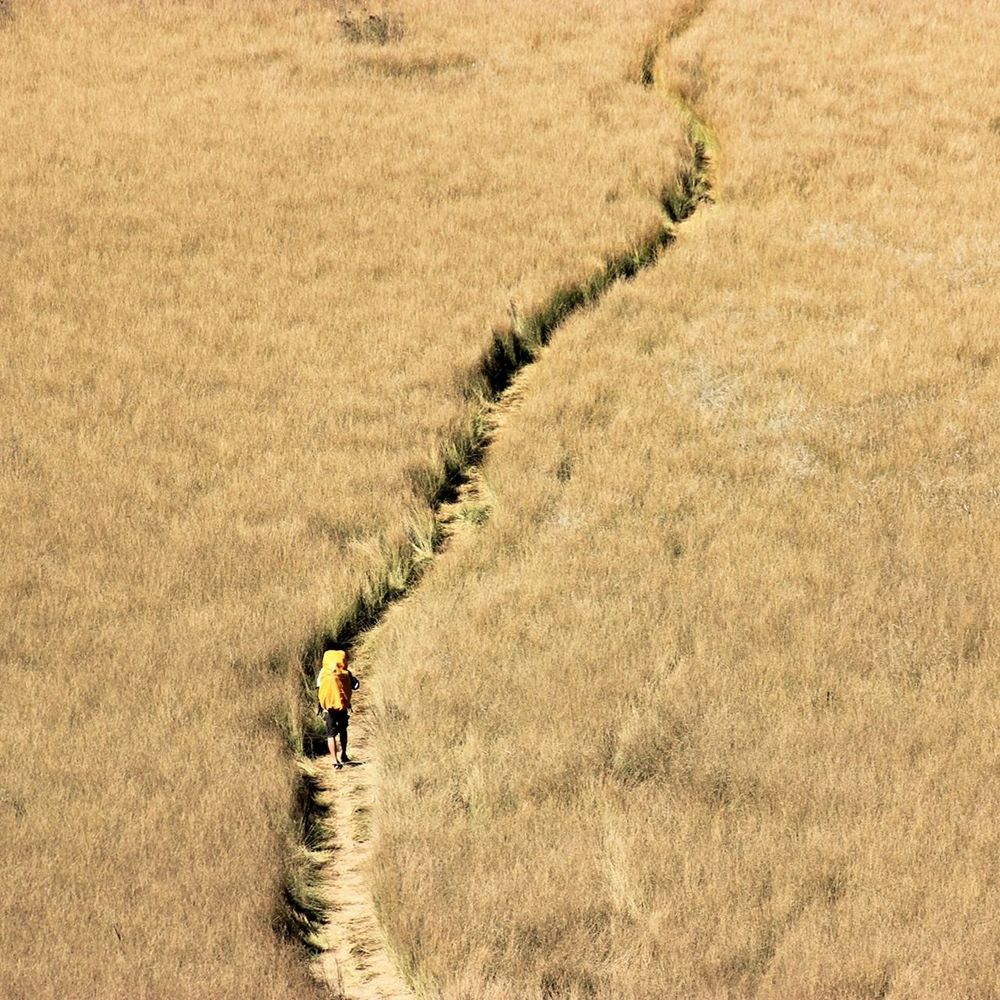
341, 754, 351, 764
333, 761, 343, 770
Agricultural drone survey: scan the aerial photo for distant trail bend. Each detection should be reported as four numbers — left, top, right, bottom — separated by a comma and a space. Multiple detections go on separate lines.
300, 24, 717, 1000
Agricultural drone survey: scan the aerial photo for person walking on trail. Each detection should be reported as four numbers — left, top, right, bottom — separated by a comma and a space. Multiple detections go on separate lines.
316, 648, 360, 769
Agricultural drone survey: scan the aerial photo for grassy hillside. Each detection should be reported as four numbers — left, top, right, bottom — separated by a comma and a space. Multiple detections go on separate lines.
368, 1, 1000, 996
0, 2, 687, 995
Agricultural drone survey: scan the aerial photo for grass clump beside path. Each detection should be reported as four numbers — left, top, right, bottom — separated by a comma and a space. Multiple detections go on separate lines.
0, 2, 687, 996
368, 2, 1000, 997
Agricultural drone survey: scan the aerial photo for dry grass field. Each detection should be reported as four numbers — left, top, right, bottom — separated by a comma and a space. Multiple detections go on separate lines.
367, 1, 1000, 997
6, 0, 998, 997
0, 2, 688, 996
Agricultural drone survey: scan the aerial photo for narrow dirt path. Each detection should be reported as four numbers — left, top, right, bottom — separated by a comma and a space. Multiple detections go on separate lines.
303, 22, 716, 1000
313, 712, 413, 1000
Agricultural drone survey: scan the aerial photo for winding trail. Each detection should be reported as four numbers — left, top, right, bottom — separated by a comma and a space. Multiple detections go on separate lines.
300, 24, 716, 1000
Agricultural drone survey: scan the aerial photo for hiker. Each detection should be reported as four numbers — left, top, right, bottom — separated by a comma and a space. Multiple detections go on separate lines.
316, 648, 360, 769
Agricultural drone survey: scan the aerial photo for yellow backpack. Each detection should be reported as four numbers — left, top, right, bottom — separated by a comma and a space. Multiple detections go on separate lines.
317, 650, 350, 711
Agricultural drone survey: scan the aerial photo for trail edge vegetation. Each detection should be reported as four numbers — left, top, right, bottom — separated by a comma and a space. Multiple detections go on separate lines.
275, 18, 719, 992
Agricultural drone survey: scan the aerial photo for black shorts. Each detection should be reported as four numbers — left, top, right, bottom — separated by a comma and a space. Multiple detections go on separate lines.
323, 709, 348, 739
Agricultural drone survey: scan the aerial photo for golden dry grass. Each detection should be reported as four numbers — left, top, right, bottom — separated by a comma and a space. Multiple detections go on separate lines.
0, 2, 687, 996
367, 1, 1000, 997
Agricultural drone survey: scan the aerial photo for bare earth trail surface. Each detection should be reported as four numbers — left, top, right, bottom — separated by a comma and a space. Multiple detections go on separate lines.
315, 716, 413, 1000
306, 19, 715, 1000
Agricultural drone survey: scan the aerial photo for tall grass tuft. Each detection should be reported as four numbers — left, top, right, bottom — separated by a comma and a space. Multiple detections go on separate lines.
337, 5, 405, 46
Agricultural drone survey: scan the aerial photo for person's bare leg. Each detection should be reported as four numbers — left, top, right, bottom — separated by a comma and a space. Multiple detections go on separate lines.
340, 723, 349, 763
327, 736, 340, 766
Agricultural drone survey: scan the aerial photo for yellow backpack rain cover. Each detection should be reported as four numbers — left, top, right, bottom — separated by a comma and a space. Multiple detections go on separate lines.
318, 650, 350, 711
